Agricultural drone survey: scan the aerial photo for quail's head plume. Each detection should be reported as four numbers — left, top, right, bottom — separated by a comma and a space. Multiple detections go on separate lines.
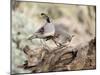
41, 13, 50, 23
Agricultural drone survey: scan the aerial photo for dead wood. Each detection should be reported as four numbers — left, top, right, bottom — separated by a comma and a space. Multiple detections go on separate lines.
18, 37, 96, 72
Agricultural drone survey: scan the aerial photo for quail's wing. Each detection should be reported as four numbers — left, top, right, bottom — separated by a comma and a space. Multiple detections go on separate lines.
55, 24, 73, 43
55, 24, 69, 34
43, 23, 55, 37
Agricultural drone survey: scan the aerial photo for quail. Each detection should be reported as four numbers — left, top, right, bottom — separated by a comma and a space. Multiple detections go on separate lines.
28, 13, 59, 46
28, 13, 73, 47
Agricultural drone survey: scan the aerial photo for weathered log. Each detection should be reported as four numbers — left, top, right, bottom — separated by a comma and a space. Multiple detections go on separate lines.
18, 37, 96, 72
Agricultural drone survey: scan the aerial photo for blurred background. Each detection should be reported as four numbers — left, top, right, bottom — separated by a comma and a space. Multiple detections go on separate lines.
11, 0, 96, 74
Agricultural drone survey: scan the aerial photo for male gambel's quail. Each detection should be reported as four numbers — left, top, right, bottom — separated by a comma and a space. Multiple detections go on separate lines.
28, 13, 73, 46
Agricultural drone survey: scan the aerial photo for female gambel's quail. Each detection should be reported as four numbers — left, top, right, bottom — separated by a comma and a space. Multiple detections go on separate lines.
28, 13, 73, 47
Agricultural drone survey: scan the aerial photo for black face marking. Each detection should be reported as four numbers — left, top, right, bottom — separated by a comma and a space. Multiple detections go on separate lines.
47, 17, 50, 23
